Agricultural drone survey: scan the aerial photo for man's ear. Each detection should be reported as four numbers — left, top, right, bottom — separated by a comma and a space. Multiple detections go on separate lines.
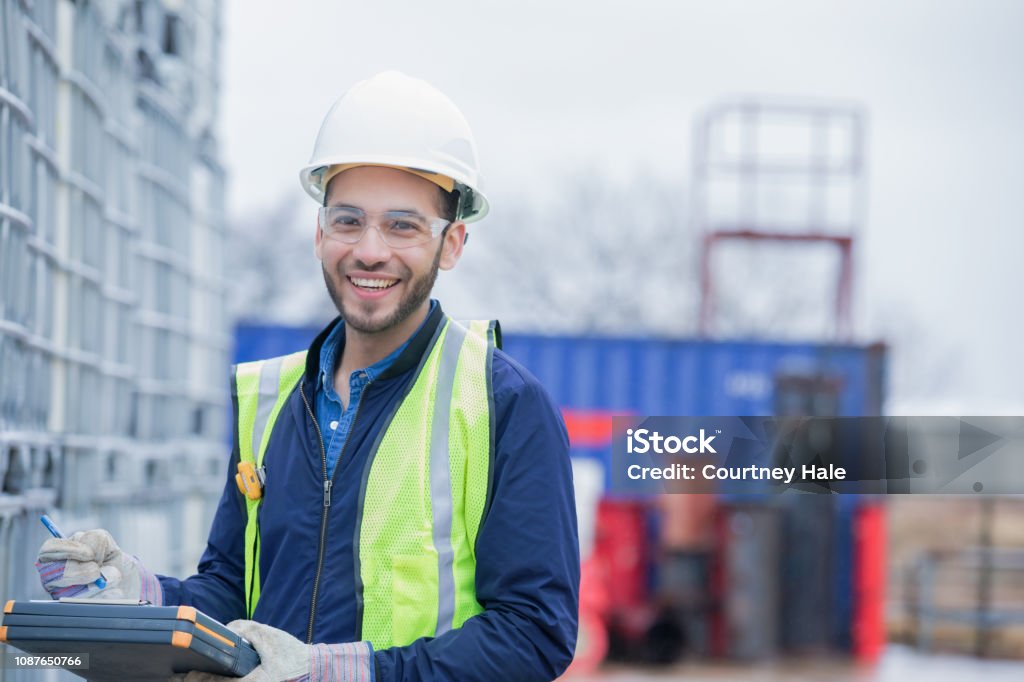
439, 222, 466, 271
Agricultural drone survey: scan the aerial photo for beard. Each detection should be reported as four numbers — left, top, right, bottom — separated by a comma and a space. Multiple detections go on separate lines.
322, 244, 442, 335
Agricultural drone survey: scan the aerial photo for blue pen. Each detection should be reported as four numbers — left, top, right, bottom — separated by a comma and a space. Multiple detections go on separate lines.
40, 515, 108, 590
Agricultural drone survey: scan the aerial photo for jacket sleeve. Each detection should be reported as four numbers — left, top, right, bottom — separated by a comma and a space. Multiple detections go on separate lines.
372, 363, 581, 681
155, 421, 248, 625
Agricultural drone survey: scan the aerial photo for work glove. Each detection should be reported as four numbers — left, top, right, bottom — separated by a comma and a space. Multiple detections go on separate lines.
179, 620, 373, 682
35, 529, 162, 604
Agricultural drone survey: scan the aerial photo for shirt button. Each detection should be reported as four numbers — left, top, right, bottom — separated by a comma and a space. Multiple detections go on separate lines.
330, 420, 339, 430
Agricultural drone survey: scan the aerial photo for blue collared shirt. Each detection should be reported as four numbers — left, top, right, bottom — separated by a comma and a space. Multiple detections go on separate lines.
315, 301, 437, 477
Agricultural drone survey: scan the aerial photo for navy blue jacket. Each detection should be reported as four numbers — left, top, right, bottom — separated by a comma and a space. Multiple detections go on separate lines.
158, 305, 580, 680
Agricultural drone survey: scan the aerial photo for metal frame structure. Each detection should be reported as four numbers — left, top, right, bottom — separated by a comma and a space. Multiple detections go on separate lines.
691, 97, 867, 340
1, 4, 228, 655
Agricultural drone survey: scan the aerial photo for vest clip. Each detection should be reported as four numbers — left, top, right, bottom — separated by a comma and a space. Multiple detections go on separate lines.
235, 461, 265, 500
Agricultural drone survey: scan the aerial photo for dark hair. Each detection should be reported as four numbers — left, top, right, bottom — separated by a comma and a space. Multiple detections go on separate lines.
439, 187, 460, 222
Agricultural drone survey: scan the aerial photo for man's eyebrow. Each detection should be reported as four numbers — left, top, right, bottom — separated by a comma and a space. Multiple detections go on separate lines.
325, 204, 423, 216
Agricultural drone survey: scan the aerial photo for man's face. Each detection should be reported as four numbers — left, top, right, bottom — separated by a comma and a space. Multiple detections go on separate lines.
315, 166, 465, 336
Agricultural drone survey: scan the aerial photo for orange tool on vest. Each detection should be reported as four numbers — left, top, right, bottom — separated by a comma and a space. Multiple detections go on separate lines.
235, 462, 265, 500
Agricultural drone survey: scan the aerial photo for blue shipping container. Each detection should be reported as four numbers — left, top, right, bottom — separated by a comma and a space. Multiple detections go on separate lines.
232, 324, 885, 502
235, 323, 885, 423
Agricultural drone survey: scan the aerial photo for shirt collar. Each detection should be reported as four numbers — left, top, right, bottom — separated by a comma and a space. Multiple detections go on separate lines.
318, 299, 438, 392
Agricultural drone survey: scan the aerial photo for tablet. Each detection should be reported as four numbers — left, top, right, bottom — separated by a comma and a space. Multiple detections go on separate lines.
0, 600, 260, 681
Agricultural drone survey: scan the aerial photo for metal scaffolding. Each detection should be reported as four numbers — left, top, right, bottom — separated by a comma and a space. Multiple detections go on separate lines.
0, 2, 228, 658
691, 97, 867, 340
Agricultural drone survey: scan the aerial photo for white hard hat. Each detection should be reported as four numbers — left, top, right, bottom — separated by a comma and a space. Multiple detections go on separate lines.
299, 71, 489, 222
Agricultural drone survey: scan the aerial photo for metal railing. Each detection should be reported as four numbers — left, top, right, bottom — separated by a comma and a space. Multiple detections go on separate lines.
910, 545, 1024, 657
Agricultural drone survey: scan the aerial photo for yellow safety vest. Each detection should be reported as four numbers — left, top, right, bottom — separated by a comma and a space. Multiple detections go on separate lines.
232, 317, 498, 648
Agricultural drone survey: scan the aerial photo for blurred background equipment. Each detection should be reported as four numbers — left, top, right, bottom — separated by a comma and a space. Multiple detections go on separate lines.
890, 497, 1024, 660
0, 5, 227, 681
692, 98, 865, 341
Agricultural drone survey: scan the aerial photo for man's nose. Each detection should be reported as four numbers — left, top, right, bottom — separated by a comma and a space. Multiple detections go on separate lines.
351, 224, 391, 264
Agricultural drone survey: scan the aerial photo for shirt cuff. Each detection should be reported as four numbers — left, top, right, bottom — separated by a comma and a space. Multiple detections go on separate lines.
309, 641, 374, 682
134, 556, 164, 605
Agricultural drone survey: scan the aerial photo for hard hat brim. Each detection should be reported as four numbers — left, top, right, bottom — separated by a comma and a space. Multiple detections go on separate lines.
300, 155, 489, 222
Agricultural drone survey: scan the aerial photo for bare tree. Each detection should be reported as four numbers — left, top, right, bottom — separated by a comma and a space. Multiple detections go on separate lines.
225, 196, 334, 324
458, 170, 696, 337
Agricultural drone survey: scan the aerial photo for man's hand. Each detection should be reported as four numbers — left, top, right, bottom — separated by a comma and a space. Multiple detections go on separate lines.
181, 620, 373, 682
35, 529, 162, 603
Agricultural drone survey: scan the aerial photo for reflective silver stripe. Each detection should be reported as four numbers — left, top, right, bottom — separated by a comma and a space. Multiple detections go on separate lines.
252, 356, 285, 464
430, 320, 467, 636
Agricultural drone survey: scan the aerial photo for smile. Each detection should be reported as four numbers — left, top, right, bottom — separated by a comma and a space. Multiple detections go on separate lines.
349, 276, 399, 291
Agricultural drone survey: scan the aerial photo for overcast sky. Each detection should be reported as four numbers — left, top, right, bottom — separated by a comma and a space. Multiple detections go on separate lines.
219, 0, 1024, 411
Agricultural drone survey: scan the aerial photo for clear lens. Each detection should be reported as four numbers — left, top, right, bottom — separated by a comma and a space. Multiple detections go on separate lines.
319, 207, 447, 248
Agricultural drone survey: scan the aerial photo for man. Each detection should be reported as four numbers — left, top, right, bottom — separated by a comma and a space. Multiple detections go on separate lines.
36, 71, 580, 681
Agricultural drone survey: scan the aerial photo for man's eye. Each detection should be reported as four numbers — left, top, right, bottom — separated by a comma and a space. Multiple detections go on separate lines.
390, 221, 421, 232
333, 215, 361, 226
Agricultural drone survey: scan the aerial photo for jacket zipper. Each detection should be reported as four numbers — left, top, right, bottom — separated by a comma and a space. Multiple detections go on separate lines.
299, 378, 369, 644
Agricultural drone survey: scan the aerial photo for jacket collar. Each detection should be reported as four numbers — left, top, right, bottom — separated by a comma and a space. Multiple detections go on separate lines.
303, 303, 446, 385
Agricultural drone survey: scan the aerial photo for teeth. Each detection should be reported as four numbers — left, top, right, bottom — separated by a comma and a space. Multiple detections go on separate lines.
351, 277, 398, 290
